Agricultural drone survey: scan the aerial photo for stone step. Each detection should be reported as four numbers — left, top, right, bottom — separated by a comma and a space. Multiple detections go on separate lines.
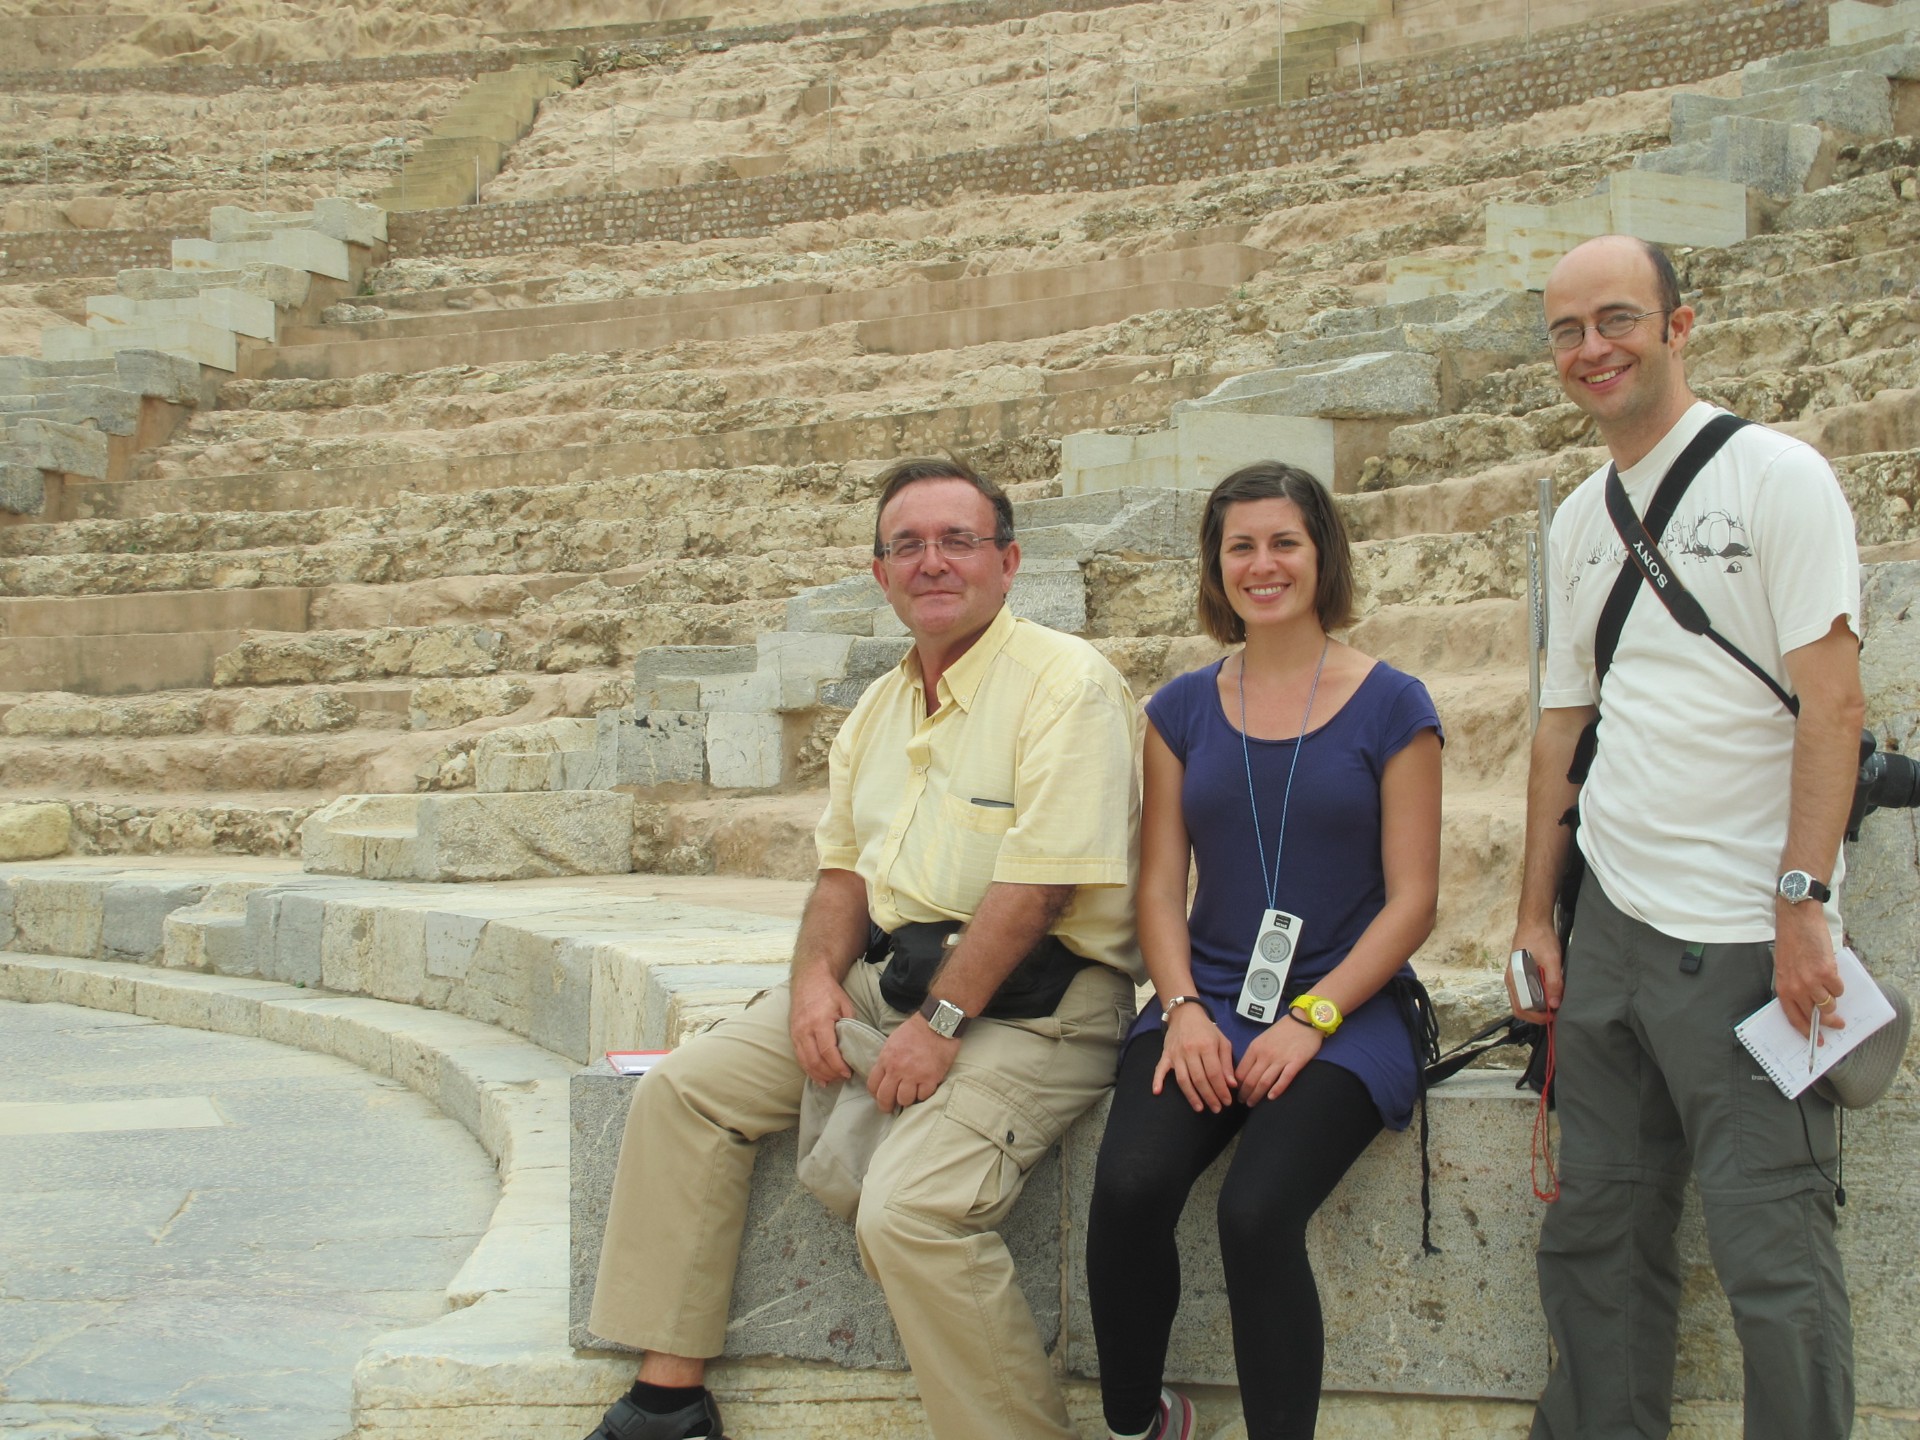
82, 370, 1206, 524
1691, 231, 1920, 323
247, 246, 1270, 382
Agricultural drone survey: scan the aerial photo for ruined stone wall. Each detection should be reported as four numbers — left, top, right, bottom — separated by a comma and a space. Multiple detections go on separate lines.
0, 49, 526, 98
0, 227, 191, 282
390, 0, 1826, 261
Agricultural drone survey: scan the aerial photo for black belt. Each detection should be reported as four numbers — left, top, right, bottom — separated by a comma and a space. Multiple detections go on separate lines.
868, 920, 1091, 1020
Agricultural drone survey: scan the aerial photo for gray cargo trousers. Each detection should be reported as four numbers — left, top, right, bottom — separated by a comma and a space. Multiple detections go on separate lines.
1531, 873, 1853, 1440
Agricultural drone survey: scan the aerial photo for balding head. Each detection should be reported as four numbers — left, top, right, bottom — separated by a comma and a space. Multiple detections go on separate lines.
1542, 235, 1697, 469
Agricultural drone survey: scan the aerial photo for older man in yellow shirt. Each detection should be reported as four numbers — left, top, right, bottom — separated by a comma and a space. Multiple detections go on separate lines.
585, 457, 1142, 1440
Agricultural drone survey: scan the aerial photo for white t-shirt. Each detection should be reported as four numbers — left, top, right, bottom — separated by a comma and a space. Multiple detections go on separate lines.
1541, 401, 1860, 943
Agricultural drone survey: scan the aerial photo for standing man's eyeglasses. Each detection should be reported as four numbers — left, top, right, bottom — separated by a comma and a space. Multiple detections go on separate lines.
1547, 308, 1671, 351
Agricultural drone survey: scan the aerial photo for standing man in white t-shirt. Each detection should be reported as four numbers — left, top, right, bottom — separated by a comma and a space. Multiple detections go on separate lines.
1507, 235, 1864, 1440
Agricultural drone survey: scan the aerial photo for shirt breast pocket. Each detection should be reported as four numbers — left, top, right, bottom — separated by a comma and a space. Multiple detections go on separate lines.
918, 790, 1017, 913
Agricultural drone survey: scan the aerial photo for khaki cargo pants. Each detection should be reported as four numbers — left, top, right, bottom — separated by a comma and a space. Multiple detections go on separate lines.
589, 959, 1135, 1440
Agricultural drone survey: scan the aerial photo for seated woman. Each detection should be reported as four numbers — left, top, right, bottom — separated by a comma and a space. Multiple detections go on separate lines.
1085, 461, 1443, 1440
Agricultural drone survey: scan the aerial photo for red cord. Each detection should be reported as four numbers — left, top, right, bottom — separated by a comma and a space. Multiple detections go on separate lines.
1532, 1017, 1559, 1203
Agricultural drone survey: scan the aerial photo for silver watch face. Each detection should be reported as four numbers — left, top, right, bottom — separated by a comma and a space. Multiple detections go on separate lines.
1779, 870, 1812, 904
928, 1000, 965, 1037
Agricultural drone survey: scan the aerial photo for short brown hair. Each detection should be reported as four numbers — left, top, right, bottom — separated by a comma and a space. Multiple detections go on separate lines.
871, 457, 1014, 556
1196, 462, 1355, 643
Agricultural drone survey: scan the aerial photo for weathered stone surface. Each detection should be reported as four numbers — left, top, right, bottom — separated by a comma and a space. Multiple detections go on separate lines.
474, 718, 600, 793
2, 692, 205, 738
570, 1063, 1062, 1365
0, 803, 72, 861
706, 711, 784, 789
101, 879, 209, 962
597, 709, 707, 788
408, 676, 534, 731
300, 792, 634, 882
1177, 352, 1440, 420
1636, 114, 1826, 198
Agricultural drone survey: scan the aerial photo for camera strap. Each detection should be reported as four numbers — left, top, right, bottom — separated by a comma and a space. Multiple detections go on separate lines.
1601, 437, 1798, 718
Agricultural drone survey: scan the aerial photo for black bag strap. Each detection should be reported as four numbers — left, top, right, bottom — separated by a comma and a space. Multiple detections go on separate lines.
1603, 453, 1799, 718
1590, 412, 1752, 692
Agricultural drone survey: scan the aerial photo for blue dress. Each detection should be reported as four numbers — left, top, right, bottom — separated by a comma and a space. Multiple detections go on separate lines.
1128, 658, 1443, 1130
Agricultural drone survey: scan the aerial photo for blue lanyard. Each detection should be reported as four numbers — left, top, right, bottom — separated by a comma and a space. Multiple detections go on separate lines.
1238, 638, 1329, 913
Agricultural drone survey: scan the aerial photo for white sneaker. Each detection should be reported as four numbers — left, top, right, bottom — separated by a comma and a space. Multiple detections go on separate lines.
1154, 1388, 1196, 1440
1110, 1388, 1194, 1440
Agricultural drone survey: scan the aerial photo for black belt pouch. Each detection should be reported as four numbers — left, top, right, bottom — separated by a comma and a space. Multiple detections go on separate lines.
872, 920, 1091, 1020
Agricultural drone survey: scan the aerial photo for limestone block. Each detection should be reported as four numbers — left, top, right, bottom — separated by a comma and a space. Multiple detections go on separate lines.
474, 718, 601, 793
752, 632, 858, 711
0, 458, 45, 515
1605, 168, 1749, 251
0, 802, 70, 861
319, 896, 435, 1008
1828, 0, 1920, 46
595, 709, 707, 788
408, 676, 533, 731
301, 792, 634, 882
570, 1064, 1064, 1365
245, 883, 333, 986
784, 575, 894, 637
698, 665, 781, 713
113, 348, 215, 408
160, 880, 272, 972
1176, 352, 1440, 420
66, 384, 140, 436
706, 712, 784, 790
6, 873, 102, 955
1009, 556, 1088, 634
819, 638, 913, 709
632, 645, 757, 708
101, 880, 209, 963
311, 196, 388, 247
13, 416, 107, 479
1486, 193, 1612, 247
1637, 115, 1826, 197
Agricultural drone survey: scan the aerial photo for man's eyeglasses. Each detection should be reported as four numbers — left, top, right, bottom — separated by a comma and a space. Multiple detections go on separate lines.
876, 533, 1006, 564
1548, 308, 1669, 351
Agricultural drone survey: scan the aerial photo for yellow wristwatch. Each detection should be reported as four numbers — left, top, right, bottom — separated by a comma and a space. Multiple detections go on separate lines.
1290, 994, 1343, 1035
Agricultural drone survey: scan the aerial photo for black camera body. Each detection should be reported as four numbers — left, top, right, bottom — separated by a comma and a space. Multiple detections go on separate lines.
1846, 730, 1920, 840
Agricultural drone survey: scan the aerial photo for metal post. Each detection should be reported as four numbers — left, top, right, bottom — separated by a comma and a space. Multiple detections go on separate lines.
1276, 0, 1285, 108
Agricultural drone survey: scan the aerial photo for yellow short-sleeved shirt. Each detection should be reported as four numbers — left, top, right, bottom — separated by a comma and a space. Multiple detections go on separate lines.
814, 605, 1143, 982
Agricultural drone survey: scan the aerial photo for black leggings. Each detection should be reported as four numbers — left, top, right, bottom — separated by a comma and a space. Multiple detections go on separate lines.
1084, 1031, 1384, 1440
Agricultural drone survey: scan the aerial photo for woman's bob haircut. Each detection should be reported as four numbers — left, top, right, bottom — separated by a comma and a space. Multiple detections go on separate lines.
1196, 461, 1355, 644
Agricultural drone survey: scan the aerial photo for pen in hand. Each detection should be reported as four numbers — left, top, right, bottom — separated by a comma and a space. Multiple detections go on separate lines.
1807, 1005, 1822, 1075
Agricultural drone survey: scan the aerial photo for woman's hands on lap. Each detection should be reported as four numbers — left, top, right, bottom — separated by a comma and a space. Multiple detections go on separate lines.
1153, 1003, 1238, 1112
1236, 1015, 1322, 1103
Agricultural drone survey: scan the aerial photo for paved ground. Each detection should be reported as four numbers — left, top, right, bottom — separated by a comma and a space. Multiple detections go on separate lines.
0, 998, 500, 1440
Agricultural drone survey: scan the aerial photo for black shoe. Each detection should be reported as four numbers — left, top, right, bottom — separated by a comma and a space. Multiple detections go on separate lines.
582, 1391, 725, 1440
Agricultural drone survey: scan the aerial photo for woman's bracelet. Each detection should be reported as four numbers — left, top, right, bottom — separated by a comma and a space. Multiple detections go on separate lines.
1160, 994, 1214, 1024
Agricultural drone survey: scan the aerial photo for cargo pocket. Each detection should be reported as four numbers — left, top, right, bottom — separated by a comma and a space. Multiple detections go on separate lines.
889, 1078, 1058, 1227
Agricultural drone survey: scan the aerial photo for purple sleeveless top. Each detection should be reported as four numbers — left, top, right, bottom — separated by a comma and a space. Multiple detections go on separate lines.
1129, 659, 1443, 1130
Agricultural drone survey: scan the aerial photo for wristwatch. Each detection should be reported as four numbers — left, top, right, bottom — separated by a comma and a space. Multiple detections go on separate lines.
1289, 994, 1344, 1035
1776, 870, 1833, 906
919, 995, 972, 1039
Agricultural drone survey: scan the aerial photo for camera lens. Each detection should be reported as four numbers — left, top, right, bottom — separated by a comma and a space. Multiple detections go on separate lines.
1247, 968, 1282, 1001
1259, 930, 1293, 963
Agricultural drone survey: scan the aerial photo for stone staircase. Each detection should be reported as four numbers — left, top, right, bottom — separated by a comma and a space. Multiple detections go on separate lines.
374, 60, 582, 213
2, 2, 1919, 1437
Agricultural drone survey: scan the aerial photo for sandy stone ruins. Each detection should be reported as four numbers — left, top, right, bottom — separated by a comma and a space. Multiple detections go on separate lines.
1, 0, 1917, 1435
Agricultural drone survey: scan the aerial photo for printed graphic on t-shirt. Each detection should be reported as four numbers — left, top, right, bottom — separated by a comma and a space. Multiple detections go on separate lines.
1564, 506, 1754, 604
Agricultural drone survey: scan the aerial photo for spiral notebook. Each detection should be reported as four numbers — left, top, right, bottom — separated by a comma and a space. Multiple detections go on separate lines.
1734, 946, 1897, 1099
